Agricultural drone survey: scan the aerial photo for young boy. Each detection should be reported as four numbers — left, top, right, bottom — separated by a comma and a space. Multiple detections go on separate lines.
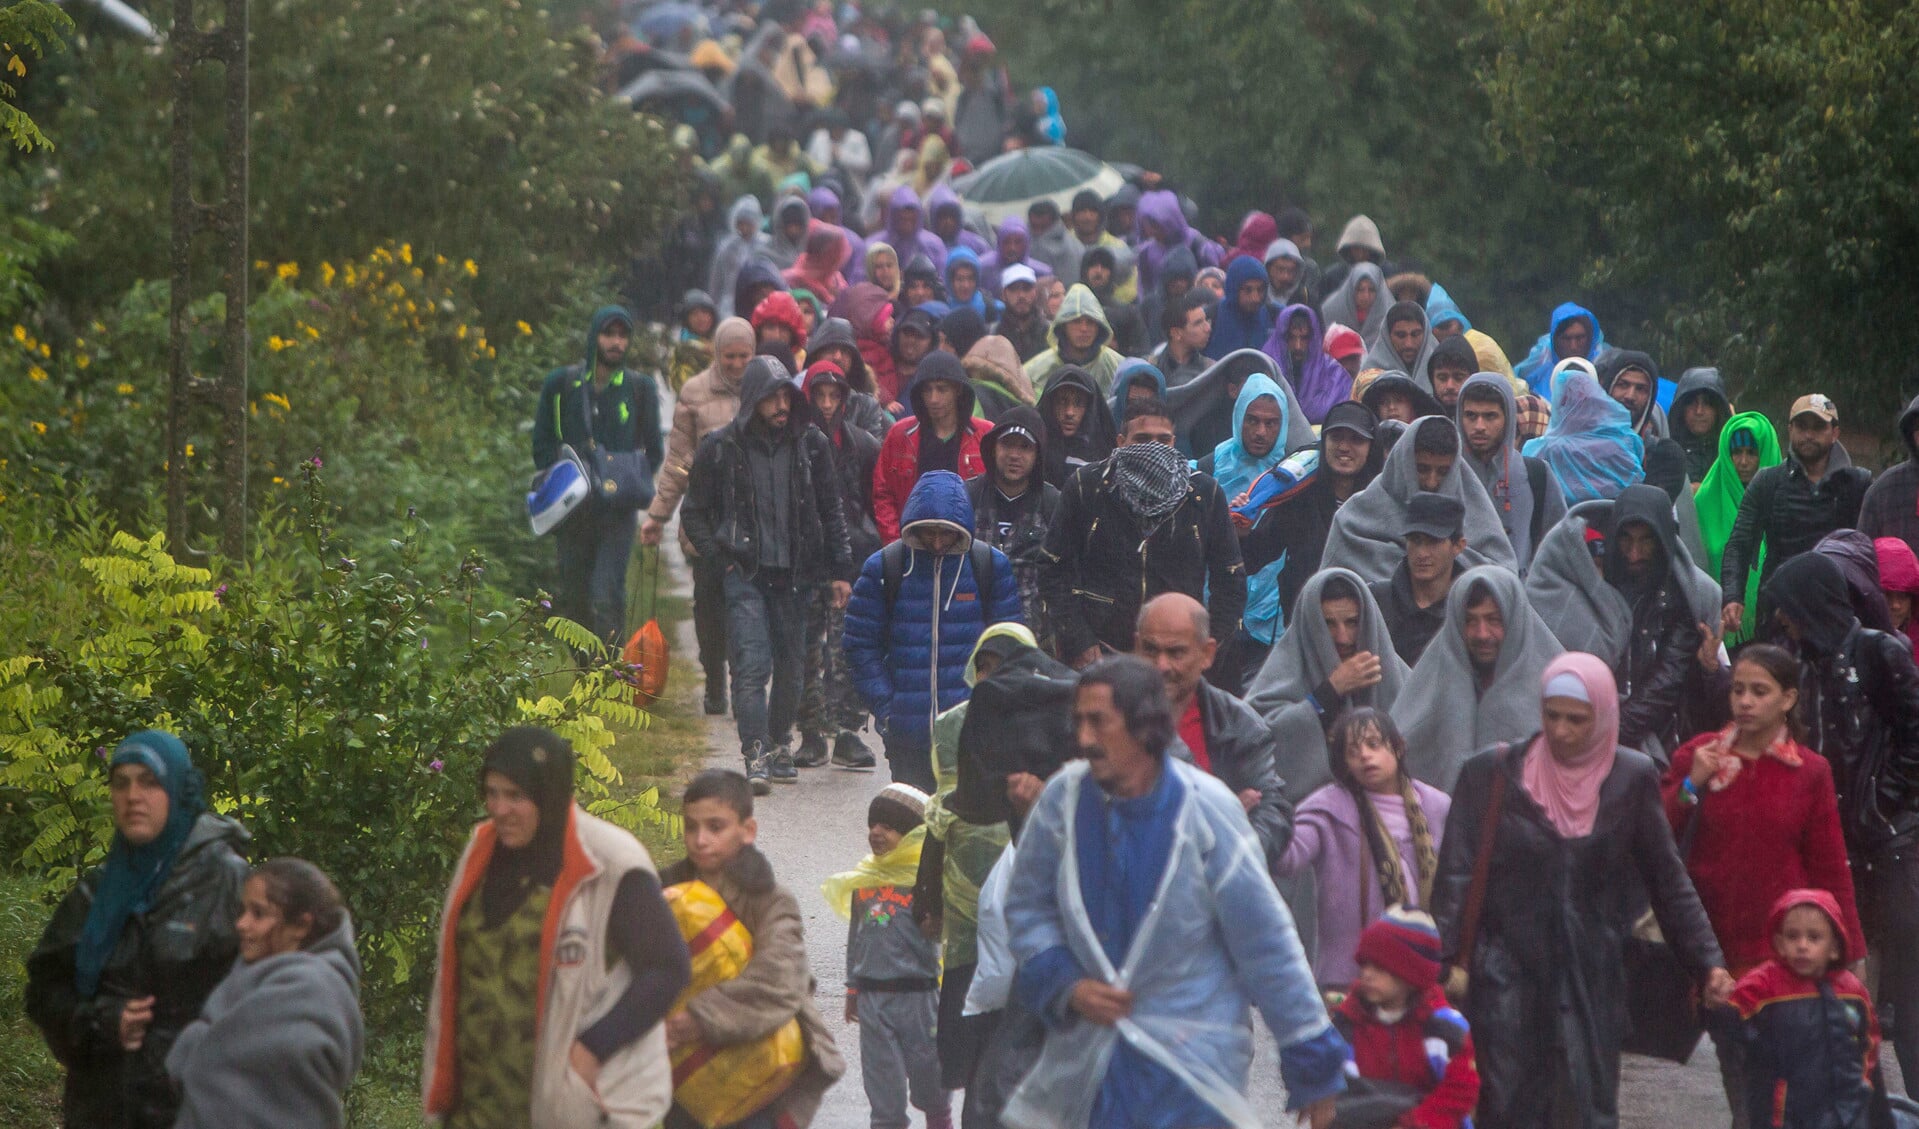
669, 290, 718, 393
661, 771, 844, 1129
823, 783, 951, 1129
1729, 889, 1884, 1129
1328, 908, 1479, 1129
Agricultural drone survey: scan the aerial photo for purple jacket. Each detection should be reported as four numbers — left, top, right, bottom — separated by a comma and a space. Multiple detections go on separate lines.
1261, 303, 1353, 424
926, 183, 991, 257
977, 216, 1055, 296
1134, 189, 1220, 295
884, 185, 948, 275
1275, 780, 1451, 985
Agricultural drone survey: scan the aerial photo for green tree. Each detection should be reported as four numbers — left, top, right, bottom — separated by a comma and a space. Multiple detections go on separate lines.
1483, 0, 1919, 417
12, 0, 681, 327
0, 0, 68, 152
947, 0, 1593, 348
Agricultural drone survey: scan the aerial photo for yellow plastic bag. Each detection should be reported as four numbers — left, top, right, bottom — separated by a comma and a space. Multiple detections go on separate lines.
663, 880, 807, 1128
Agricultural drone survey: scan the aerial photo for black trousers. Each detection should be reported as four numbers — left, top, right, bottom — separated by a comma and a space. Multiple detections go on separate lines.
690, 549, 729, 692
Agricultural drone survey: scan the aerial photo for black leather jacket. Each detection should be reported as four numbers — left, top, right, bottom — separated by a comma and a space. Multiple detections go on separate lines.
1168, 679, 1295, 866
26, 815, 249, 1129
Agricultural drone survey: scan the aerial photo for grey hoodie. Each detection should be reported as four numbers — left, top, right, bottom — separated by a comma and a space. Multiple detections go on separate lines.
711, 196, 771, 318
167, 917, 365, 1129
1457, 372, 1565, 571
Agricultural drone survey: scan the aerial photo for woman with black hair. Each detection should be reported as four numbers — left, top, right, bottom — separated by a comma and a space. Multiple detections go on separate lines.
423, 727, 691, 1129
1274, 707, 1451, 988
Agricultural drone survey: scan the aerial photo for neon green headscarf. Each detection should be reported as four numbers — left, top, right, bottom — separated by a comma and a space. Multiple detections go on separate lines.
1694, 410, 1781, 640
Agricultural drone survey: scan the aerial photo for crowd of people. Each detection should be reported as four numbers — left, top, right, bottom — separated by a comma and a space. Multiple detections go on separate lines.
24, 3, 1919, 1129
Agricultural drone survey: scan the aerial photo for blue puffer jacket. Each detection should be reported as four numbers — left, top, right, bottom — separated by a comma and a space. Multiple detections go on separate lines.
843, 470, 1024, 749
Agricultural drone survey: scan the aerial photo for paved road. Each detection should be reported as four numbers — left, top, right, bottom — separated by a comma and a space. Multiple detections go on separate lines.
654, 518, 1843, 1129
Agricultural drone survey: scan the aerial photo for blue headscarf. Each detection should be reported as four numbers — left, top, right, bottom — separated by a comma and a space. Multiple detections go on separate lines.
1202, 372, 1291, 643
1110, 359, 1168, 421
1203, 257, 1277, 360
1036, 87, 1066, 146
75, 730, 207, 996
1522, 360, 1645, 504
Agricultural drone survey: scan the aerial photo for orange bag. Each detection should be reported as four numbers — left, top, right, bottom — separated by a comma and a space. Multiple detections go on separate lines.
662, 881, 807, 1128
622, 549, 669, 703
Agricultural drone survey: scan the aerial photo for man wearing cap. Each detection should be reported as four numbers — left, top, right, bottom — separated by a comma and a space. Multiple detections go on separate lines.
1146, 293, 1213, 389
1242, 401, 1385, 621
1718, 393, 1872, 637
966, 406, 1059, 646
533, 305, 664, 646
1368, 493, 1467, 666
1323, 324, 1365, 381
990, 265, 1049, 363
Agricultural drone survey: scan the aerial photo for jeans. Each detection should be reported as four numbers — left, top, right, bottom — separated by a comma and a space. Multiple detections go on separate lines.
799, 587, 865, 739
723, 567, 806, 754
555, 505, 638, 645
882, 729, 938, 793
1861, 844, 1919, 1089
690, 549, 729, 693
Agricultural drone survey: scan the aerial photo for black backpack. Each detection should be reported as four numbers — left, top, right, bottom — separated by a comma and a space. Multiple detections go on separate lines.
878, 539, 997, 614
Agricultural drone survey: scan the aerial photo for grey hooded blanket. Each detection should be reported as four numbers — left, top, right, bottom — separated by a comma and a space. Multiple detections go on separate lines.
1393, 565, 1564, 792
1164, 349, 1316, 461
1526, 500, 1632, 668
1245, 567, 1410, 805
1320, 416, 1518, 586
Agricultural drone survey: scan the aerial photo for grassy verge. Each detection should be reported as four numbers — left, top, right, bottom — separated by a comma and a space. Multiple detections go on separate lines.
0, 545, 711, 1128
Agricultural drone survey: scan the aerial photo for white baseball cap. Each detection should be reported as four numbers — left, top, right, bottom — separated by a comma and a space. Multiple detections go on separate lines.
1000, 263, 1038, 289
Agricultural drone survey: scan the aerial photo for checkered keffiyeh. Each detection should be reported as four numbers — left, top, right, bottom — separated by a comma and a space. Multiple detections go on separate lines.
1108, 441, 1191, 526
1515, 393, 1552, 444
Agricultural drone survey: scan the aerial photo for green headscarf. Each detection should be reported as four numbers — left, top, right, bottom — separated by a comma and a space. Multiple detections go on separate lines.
1695, 410, 1781, 640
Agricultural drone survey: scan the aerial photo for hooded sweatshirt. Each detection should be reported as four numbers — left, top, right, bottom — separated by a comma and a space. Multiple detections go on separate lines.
1457, 372, 1565, 571
1858, 393, 1919, 557
1141, 243, 1199, 351
1037, 365, 1117, 489
927, 184, 992, 258
1596, 348, 1669, 440
782, 223, 849, 304
166, 917, 366, 1129
763, 196, 813, 272
1514, 302, 1606, 397
977, 216, 1055, 296
829, 281, 900, 406
872, 352, 994, 541
1132, 188, 1219, 294
942, 245, 995, 320
1262, 303, 1351, 423
964, 333, 1036, 420
1669, 367, 1732, 481
1227, 211, 1279, 269
1204, 256, 1278, 360
711, 196, 772, 319
1023, 283, 1123, 395
533, 305, 664, 476
804, 315, 895, 442
884, 185, 949, 274
731, 260, 789, 333
1108, 359, 1168, 423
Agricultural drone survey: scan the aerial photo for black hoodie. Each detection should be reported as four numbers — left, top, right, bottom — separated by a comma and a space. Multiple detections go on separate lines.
1670, 367, 1732, 481
804, 316, 894, 442
1244, 399, 1385, 618
1859, 393, 1919, 556
1035, 366, 1116, 489
1604, 484, 1705, 751
681, 356, 852, 582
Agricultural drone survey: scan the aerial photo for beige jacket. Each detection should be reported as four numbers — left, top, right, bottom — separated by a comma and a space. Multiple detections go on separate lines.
649, 351, 748, 548
424, 808, 669, 1129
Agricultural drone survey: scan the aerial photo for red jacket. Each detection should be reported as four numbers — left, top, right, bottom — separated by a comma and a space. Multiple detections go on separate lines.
1332, 985, 1479, 1129
1662, 734, 1863, 976
871, 415, 991, 542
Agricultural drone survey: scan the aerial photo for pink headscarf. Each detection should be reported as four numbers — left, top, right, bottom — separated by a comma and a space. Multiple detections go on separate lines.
1521, 652, 1619, 838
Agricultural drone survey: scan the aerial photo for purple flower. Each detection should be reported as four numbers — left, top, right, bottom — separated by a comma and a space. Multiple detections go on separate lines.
538, 598, 551, 609
212, 583, 228, 601
96, 746, 109, 761
420, 636, 429, 650
428, 758, 444, 773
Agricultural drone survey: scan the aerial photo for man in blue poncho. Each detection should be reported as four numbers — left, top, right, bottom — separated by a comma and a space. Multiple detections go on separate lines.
1004, 656, 1345, 1129
1513, 301, 1605, 397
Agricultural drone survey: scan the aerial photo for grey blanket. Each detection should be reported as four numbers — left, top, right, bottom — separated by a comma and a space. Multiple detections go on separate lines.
1526, 500, 1632, 668
1393, 565, 1564, 792
1320, 416, 1518, 586
167, 916, 365, 1129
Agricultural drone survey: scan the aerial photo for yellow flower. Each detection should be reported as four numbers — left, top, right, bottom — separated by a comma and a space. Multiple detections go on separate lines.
28, 365, 47, 382
38, 342, 50, 357
399, 243, 413, 265
516, 320, 533, 336
275, 262, 300, 281
320, 262, 337, 287
6, 55, 26, 79
10, 325, 25, 343
456, 324, 468, 339
254, 259, 270, 271
267, 335, 290, 352
303, 324, 320, 340
185, 443, 196, 457
272, 476, 286, 485
463, 259, 478, 277
116, 382, 135, 395
30, 421, 47, 434
264, 392, 291, 412
76, 354, 91, 369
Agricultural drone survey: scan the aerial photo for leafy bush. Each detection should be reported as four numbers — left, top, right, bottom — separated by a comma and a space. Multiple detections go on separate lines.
13, 0, 683, 328
0, 462, 675, 1011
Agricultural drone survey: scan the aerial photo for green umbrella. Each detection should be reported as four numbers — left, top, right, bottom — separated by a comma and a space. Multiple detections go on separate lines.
950, 147, 1126, 225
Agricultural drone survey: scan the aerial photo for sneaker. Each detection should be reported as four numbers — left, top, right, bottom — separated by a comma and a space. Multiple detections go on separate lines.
744, 742, 772, 795
831, 730, 876, 770
769, 745, 799, 783
793, 732, 830, 768
704, 682, 728, 716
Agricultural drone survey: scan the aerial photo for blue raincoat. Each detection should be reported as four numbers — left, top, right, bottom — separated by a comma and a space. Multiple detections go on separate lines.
1201, 373, 1291, 643
1514, 301, 1606, 397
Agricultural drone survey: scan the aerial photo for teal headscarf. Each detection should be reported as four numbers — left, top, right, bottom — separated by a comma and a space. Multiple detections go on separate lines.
75, 730, 207, 996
